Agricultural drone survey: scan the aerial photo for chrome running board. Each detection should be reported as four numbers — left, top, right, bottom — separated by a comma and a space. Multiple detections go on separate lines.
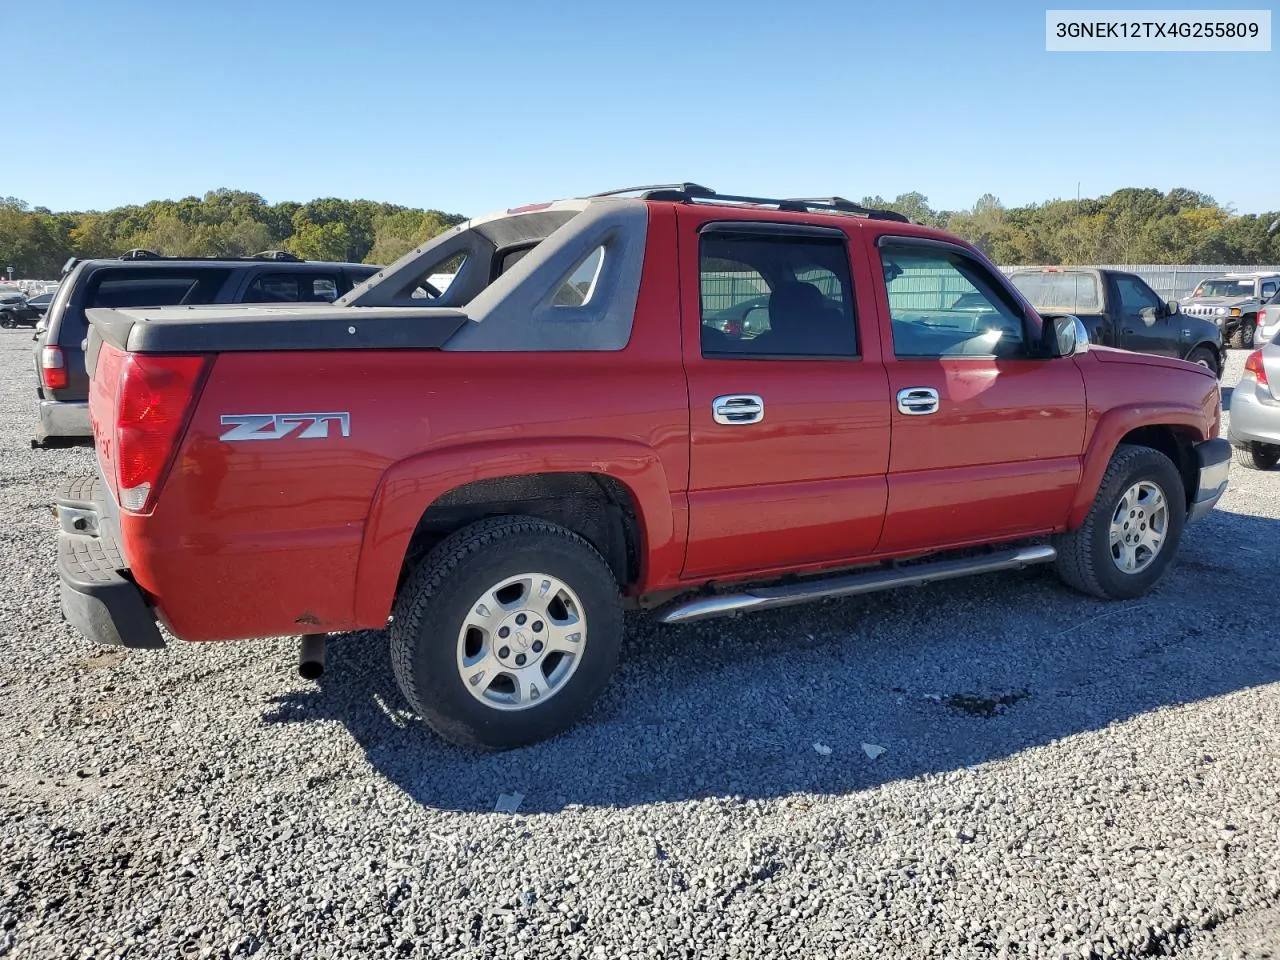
657, 544, 1057, 625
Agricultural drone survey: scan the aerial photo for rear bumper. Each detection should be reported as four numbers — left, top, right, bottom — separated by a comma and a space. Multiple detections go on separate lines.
1228, 383, 1280, 447
55, 475, 164, 649
36, 399, 92, 440
1188, 438, 1231, 523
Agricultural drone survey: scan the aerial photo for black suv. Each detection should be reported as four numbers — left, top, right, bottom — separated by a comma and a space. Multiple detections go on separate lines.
32, 251, 379, 444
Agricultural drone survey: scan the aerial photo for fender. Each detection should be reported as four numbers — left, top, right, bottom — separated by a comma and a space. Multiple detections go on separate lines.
1067, 402, 1210, 529
351, 436, 682, 627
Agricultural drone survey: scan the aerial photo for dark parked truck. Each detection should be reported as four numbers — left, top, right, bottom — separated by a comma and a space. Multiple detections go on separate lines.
1008, 267, 1224, 376
54, 185, 1230, 749
33, 253, 379, 444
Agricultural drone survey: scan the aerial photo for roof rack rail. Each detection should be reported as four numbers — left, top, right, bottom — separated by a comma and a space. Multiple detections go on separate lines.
595, 185, 911, 222
119, 248, 164, 261
783, 197, 909, 222
588, 183, 717, 200
252, 250, 302, 261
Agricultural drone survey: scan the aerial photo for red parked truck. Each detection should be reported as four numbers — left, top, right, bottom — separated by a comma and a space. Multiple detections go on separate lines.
55, 184, 1230, 748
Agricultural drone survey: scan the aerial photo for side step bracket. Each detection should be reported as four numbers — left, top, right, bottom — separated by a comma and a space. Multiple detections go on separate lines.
656, 545, 1057, 625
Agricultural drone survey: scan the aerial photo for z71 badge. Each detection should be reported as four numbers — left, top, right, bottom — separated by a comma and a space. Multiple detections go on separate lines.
219, 412, 351, 442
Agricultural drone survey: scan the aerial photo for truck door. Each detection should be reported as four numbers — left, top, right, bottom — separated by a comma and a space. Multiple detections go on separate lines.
873, 236, 1087, 554
679, 211, 891, 579
1112, 273, 1180, 358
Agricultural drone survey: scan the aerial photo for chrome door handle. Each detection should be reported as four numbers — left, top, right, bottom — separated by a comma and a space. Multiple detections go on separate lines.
712, 394, 765, 425
896, 387, 939, 416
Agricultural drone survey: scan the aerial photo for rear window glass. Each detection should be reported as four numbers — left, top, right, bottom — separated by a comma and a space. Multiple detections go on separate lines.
1009, 271, 1101, 312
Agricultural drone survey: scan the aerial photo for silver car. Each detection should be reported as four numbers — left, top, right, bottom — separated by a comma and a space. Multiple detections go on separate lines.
1227, 340, 1280, 469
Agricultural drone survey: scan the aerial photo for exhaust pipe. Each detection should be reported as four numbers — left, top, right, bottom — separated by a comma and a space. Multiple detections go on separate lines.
298, 634, 326, 680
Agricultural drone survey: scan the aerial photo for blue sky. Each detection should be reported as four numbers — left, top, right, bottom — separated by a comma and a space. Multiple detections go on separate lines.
6, 0, 1278, 216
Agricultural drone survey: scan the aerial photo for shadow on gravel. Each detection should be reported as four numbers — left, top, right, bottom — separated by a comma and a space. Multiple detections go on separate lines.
263, 509, 1280, 813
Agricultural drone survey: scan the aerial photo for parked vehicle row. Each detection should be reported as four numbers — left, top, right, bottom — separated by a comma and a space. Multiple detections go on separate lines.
1180, 271, 1280, 349
0, 287, 51, 328
31, 251, 379, 444
50, 184, 1229, 750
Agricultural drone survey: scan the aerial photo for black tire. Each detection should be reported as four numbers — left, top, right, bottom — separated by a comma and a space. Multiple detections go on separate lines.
0, 316, 13, 329
389, 515, 623, 749
1052, 444, 1186, 600
1235, 441, 1280, 470
1184, 346, 1219, 377
1230, 319, 1255, 350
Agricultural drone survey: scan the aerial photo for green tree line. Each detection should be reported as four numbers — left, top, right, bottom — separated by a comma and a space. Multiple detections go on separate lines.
864, 188, 1280, 265
3, 186, 1278, 279
0, 188, 467, 278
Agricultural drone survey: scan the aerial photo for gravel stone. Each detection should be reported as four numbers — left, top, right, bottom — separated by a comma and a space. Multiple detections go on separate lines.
1, 332, 1278, 958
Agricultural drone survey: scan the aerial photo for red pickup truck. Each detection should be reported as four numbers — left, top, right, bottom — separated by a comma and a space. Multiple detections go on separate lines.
55, 184, 1229, 749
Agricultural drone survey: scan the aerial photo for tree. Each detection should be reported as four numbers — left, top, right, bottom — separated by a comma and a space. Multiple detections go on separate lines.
288, 221, 353, 262
0, 186, 1275, 280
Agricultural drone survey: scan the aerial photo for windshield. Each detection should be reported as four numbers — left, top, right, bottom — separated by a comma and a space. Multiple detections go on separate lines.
1009, 271, 1101, 312
1193, 279, 1255, 298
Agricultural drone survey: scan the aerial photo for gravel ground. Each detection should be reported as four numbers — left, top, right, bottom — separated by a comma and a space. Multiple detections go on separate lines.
2, 329, 1278, 959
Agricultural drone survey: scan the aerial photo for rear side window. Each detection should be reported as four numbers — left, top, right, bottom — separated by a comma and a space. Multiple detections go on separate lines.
408, 252, 466, 300
243, 273, 341, 303
699, 231, 857, 359
1009, 271, 1101, 313
552, 247, 605, 306
78, 268, 231, 327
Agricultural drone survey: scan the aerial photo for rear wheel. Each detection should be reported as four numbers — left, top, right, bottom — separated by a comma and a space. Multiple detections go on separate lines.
1235, 441, 1280, 470
1052, 444, 1186, 600
390, 515, 623, 749
1184, 346, 1218, 377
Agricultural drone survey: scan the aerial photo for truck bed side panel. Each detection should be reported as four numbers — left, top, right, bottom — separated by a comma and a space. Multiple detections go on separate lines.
126, 317, 689, 641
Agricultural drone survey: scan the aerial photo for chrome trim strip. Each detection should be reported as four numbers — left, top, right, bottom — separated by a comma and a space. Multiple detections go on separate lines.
658, 545, 1058, 625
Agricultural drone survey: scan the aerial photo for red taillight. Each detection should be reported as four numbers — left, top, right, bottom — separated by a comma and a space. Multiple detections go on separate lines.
40, 345, 67, 390
114, 354, 207, 513
1260, 308, 1269, 325
1245, 349, 1269, 388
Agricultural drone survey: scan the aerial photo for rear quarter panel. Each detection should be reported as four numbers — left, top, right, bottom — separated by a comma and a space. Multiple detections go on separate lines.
123, 209, 689, 642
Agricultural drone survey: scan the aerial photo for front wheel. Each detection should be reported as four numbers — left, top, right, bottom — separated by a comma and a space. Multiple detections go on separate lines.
1231, 320, 1256, 350
1184, 346, 1219, 377
1052, 444, 1186, 600
389, 515, 623, 749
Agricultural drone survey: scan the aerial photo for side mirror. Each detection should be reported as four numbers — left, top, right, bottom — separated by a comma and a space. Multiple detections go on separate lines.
1166, 300, 1180, 316
1039, 313, 1088, 358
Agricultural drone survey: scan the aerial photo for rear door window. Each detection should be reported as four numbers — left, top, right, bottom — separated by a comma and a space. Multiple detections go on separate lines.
699, 231, 858, 358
